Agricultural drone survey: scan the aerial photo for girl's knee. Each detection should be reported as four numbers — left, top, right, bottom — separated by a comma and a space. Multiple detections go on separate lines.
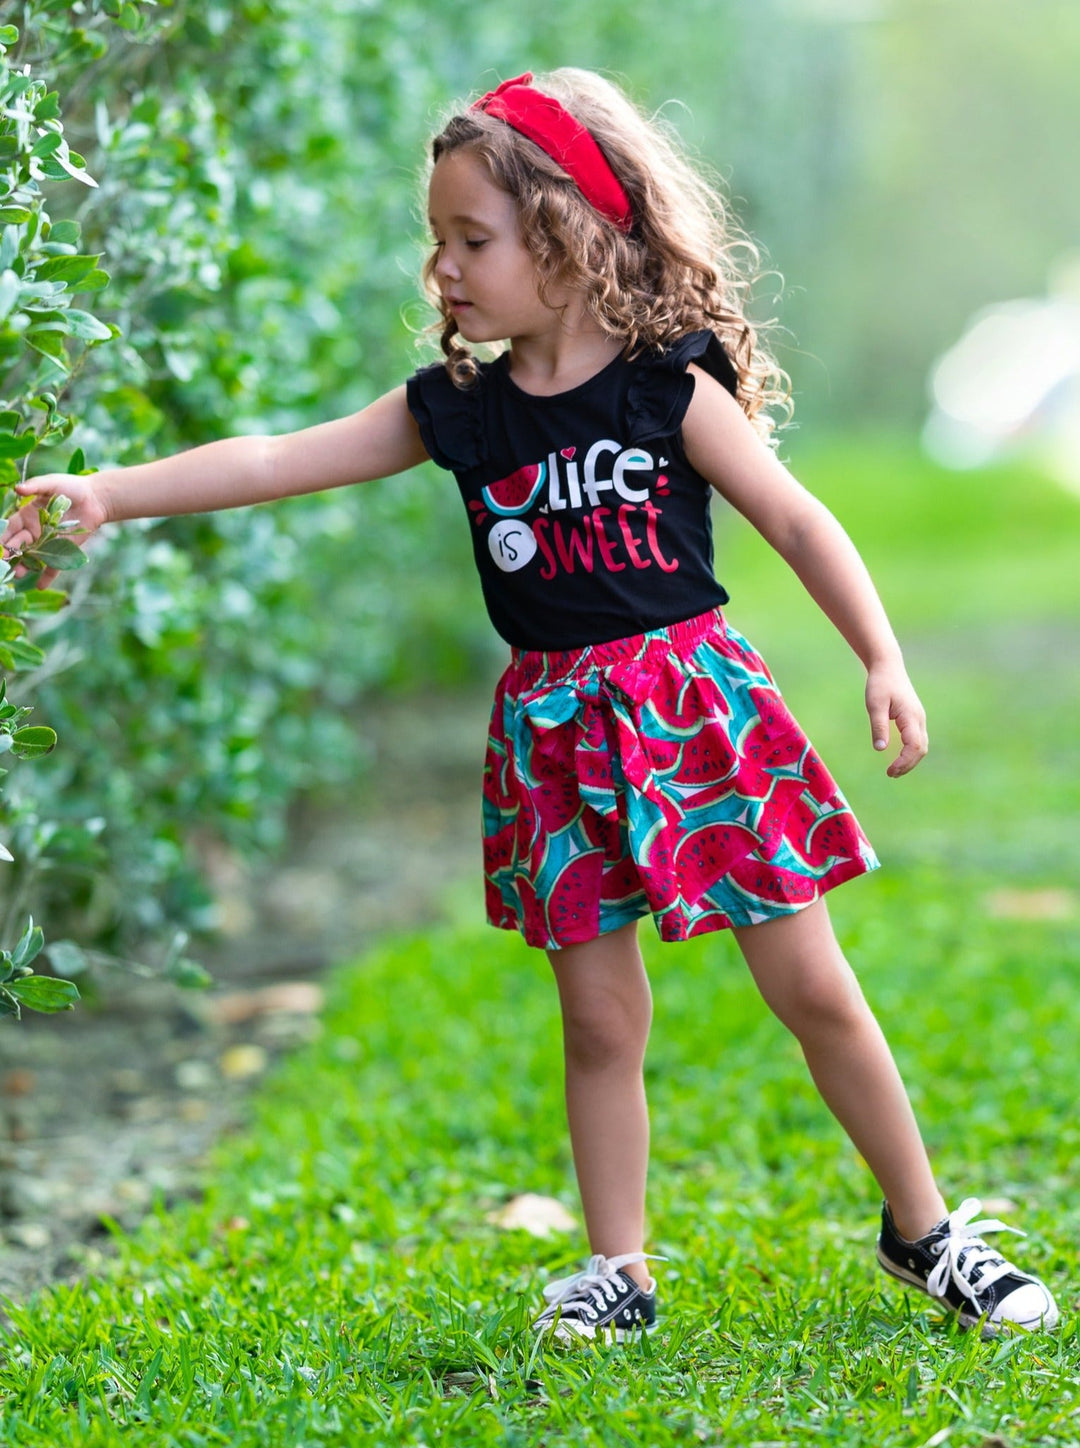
560, 991, 652, 1071
768, 960, 868, 1039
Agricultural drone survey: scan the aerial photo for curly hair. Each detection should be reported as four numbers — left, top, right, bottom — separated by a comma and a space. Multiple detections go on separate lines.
420, 68, 793, 446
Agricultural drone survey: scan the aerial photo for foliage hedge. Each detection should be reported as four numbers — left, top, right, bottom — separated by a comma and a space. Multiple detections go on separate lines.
0, 0, 504, 964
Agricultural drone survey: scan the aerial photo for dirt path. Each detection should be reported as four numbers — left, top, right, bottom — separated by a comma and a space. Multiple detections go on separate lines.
0, 687, 492, 1310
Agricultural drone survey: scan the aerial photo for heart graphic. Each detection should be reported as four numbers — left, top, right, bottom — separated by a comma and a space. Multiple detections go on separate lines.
560, 447, 576, 460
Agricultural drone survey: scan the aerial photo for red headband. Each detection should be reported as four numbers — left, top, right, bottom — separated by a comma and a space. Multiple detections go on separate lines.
472, 73, 633, 234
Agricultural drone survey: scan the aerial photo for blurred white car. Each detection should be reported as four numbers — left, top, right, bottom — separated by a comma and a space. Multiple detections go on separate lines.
923, 252, 1080, 494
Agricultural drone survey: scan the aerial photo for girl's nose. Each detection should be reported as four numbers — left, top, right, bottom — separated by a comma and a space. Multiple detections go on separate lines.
435, 247, 460, 282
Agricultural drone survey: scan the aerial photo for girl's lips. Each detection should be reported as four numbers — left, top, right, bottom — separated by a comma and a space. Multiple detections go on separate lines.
448, 299, 472, 311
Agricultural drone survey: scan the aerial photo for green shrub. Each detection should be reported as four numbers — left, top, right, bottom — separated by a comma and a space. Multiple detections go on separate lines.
1, 2, 489, 958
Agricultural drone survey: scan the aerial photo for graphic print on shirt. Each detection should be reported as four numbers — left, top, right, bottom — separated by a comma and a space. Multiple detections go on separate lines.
474, 439, 680, 578
481, 462, 547, 515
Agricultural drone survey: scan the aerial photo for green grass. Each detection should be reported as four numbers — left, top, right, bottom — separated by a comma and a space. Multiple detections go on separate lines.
1, 437, 1077, 1445
2, 895, 1076, 1446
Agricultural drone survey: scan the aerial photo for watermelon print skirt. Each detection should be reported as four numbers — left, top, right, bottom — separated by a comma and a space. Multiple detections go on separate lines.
482, 607, 879, 950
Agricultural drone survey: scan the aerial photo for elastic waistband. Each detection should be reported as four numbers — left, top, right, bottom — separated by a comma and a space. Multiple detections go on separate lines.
507, 607, 726, 690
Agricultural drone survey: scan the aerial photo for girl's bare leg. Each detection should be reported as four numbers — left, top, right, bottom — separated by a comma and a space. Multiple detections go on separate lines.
547, 920, 654, 1288
733, 898, 946, 1241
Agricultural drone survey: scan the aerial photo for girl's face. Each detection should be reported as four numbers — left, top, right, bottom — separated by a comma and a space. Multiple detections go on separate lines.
428, 148, 572, 345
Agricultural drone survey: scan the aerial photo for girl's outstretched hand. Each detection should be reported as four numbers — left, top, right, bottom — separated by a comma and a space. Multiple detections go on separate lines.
1, 474, 109, 584
866, 660, 928, 778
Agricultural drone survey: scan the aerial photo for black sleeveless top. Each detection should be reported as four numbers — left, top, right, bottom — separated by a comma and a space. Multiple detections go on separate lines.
405, 329, 738, 650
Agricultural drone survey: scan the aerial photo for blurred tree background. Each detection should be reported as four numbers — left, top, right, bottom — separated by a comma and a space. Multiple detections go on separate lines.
0, 0, 1075, 961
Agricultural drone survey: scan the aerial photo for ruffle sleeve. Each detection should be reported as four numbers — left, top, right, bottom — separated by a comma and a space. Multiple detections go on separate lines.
405, 362, 487, 472
627, 330, 739, 445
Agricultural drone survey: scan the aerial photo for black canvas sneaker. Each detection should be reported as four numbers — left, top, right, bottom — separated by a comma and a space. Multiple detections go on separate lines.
532, 1252, 660, 1342
877, 1197, 1058, 1334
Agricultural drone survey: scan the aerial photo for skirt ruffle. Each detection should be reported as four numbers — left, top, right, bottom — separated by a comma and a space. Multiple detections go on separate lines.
482, 608, 879, 950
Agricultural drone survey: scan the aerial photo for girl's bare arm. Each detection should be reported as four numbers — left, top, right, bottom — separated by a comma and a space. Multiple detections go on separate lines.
682, 364, 928, 777
2, 386, 428, 556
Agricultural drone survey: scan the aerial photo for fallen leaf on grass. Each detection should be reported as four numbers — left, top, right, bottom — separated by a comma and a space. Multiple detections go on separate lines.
485, 1193, 578, 1237
442, 1371, 480, 1390
984, 887, 1076, 921
210, 982, 324, 1025
440, 1371, 499, 1401
979, 1197, 1018, 1217
219, 1044, 268, 1080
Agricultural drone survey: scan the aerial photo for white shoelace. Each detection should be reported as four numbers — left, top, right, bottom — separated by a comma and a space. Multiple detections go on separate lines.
925, 1197, 1024, 1306
535, 1252, 666, 1325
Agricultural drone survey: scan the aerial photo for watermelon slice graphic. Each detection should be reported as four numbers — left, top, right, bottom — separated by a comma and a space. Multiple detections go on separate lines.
674, 821, 761, 905
481, 461, 547, 516
546, 852, 603, 943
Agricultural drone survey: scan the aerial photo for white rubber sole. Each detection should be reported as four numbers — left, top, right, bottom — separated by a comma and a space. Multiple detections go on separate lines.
877, 1247, 1059, 1334
535, 1316, 658, 1343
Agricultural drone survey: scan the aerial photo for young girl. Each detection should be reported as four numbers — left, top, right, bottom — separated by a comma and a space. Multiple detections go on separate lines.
3, 68, 1057, 1341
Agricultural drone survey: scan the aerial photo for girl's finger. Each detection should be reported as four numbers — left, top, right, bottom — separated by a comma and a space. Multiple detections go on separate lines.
865, 676, 895, 753
886, 715, 928, 777
867, 702, 890, 752
14, 480, 59, 497
887, 748, 917, 778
